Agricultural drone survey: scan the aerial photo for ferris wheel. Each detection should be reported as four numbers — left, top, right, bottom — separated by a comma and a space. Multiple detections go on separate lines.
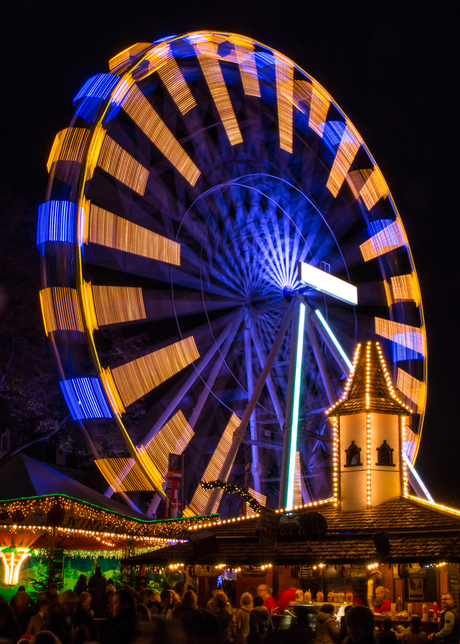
38, 32, 427, 516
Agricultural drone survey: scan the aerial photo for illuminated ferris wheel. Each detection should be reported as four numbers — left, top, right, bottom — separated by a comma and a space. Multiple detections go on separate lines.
38, 32, 427, 516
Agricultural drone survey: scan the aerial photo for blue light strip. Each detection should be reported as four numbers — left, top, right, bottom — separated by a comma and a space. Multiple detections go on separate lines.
73, 73, 120, 123
315, 309, 352, 371
60, 378, 112, 421
37, 201, 76, 252
286, 302, 306, 510
403, 451, 434, 503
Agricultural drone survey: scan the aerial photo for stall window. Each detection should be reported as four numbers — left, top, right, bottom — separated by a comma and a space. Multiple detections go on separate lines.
345, 441, 362, 466
376, 440, 395, 466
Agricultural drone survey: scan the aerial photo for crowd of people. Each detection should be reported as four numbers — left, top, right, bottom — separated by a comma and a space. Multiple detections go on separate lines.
0, 573, 458, 644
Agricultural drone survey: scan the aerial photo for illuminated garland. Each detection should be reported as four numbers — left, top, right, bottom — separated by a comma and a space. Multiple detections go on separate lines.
0, 495, 221, 538
201, 481, 264, 512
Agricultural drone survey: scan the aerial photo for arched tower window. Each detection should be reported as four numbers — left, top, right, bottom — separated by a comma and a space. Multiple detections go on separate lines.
376, 440, 395, 466
345, 441, 362, 467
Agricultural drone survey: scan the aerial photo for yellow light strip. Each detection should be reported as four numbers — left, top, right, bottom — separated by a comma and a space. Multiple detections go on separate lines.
374, 318, 426, 357
308, 82, 330, 137
401, 417, 408, 496
94, 458, 154, 492
88, 204, 180, 265
47, 128, 90, 173
111, 337, 200, 408
359, 167, 388, 210
136, 44, 196, 114
366, 411, 372, 508
108, 43, 151, 72
396, 369, 426, 414
360, 221, 407, 262
194, 41, 243, 146
122, 84, 201, 186
144, 411, 194, 480
92, 284, 146, 326
275, 55, 294, 153
246, 488, 267, 517
406, 494, 460, 518
326, 128, 361, 197
80, 281, 99, 332
189, 413, 240, 515
234, 41, 261, 97
39, 287, 84, 336
97, 136, 149, 195
101, 367, 126, 415
331, 417, 339, 505
390, 274, 421, 307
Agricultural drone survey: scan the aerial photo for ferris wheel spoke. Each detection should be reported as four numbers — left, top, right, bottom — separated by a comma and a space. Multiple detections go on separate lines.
244, 324, 261, 492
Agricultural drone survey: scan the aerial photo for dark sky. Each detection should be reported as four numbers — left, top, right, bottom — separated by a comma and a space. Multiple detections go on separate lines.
1, 1, 458, 503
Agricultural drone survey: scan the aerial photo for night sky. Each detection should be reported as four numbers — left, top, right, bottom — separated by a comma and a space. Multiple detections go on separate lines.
1, 1, 458, 503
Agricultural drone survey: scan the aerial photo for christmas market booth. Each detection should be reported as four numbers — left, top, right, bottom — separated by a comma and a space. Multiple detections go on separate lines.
122, 343, 460, 623
0, 453, 218, 600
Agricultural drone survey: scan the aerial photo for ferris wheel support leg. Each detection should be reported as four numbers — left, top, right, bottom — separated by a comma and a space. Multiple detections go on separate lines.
310, 309, 352, 377
244, 324, 261, 493
250, 323, 285, 432
204, 299, 298, 515
146, 313, 245, 517
301, 301, 336, 407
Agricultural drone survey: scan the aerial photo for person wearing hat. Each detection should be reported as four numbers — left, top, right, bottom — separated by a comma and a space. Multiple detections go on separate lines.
42, 590, 78, 644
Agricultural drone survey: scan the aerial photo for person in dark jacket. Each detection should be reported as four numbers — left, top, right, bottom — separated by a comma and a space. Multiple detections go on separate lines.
0, 601, 22, 642
73, 575, 87, 596
42, 590, 78, 644
215, 592, 234, 643
429, 594, 460, 644
402, 617, 429, 644
88, 567, 107, 596
73, 592, 94, 637
346, 605, 376, 644
316, 604, 341, 644
102, 589, 137, 644
247, 596, 274, 644
376, 618, 398, 644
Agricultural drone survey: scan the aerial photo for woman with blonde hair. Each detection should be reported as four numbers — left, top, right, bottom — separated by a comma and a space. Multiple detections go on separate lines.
234, 593, 253, 644
374, 587, 391, 614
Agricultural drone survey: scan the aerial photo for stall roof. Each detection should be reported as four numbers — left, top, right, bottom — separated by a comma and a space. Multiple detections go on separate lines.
0, 453, 148, 520
123, 496, 460, 566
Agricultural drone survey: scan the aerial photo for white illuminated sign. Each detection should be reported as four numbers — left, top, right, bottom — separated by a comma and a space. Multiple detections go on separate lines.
298, 263, 358, 305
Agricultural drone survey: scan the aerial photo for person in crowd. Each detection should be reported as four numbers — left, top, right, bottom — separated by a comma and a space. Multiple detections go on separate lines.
256, 585, 277, 613
102, 589, 137, 644
89, 567, 107, 593
170, 590, 206, 644
234, 592, 253, 644
428, 593, 460, 644
100, 589, 116, 619
0, 600, 22, 642
135, 603, 151, 622
287, 605, 314, 644
247, 596, 274, 644
374, 587, 391, 614
73, 575, 87, 596
73, 592, 94, 632
42, 590, 78, 644
346, 605, 376, 644
277, 580, 302, 614
376, 617, 399, 644
156, 589, 175, 616
11, 590, 35, 634
215, 592, 234, 643
315, 603, 341, 644
402, 616, 429, 644
143, 589, 160, 616
26, 600, 50, 635
43, 584, 60, 606
340, 604, 354, 640
30, 631, 62, 644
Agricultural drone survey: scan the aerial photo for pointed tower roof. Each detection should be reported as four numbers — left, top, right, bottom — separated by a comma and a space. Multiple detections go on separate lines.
327, 341, 411, 417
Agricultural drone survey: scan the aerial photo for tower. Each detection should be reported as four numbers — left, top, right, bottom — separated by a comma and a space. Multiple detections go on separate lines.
327, 341, 411, 512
